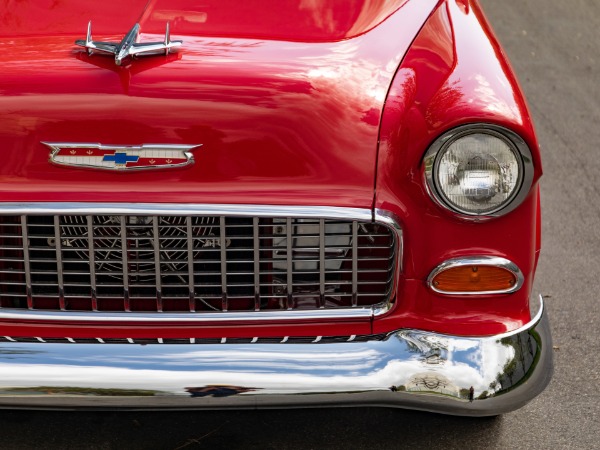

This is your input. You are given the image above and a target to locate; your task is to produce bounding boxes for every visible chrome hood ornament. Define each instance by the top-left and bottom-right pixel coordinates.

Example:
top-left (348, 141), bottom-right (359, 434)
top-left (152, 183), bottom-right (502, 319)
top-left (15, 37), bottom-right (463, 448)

top-left (75, 22), bottom-right (182, 66)
top-left (43, 143), bottom-right (200, 171)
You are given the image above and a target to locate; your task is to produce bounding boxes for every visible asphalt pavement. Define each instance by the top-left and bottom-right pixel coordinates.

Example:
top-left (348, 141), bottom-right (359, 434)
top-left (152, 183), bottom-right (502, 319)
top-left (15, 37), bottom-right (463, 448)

top-left (1, 0), bottom-right (599, 448)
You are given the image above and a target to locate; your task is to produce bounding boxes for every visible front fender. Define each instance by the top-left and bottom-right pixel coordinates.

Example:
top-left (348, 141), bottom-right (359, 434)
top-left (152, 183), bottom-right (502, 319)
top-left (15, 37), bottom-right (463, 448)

top-left (374, 0), bottom-right (542, 336)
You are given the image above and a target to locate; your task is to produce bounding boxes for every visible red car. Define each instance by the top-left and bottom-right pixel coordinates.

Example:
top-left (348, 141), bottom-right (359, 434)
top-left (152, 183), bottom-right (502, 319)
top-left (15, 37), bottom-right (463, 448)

top-left (0, 0), bottom-right (552, 416)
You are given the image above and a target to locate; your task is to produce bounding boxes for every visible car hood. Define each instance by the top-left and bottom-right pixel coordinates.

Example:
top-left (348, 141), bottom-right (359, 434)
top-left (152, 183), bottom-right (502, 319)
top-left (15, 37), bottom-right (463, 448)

top-left (0, 0), bottom-right (437, 207)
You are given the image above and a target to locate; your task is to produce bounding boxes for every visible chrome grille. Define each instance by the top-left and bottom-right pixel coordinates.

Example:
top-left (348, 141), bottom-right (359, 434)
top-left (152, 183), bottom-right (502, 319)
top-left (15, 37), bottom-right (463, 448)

top-left (61, 215), bottom-right (219, 281)
top-left (0, 213), bottom-right (396, 314)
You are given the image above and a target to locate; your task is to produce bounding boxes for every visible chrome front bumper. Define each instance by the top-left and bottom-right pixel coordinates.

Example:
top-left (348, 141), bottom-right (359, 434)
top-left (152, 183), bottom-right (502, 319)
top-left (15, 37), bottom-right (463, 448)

top-left (0, 297), bottom-right (552, 416)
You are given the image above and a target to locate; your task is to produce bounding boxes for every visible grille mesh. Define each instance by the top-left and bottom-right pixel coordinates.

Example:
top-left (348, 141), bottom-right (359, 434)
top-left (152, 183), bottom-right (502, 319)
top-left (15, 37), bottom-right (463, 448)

top-left (0, 214), bottom-right (396, 314)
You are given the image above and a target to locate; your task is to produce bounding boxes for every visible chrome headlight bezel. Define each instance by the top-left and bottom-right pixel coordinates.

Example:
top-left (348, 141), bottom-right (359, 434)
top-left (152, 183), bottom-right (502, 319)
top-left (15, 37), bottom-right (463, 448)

top-left (423, 124), bottom-right (534, 218)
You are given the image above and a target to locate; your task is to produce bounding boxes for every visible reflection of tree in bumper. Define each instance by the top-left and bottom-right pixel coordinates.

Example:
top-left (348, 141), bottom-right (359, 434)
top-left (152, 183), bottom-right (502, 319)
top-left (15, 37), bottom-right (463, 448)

top-left (0, 386), bottom-right (160, 397)
top-left (185, 385), bottom-right (258, 398)
top-left (495, 330), bottom-right (542, 395)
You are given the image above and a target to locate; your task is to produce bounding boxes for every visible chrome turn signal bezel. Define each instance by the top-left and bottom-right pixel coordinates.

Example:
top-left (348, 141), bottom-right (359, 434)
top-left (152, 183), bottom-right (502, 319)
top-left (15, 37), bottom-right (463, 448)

top-left (423, 124), bottom-right (534, 219)
top-left (427, 256), bottom-right (524, 295)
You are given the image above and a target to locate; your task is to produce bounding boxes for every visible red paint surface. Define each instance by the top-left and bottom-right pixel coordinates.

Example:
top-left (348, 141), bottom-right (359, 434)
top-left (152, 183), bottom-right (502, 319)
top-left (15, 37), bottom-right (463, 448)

top-left (373, 0), bottom-right (542, 336)
top-left (0, 319), bottom-right (372, 340)
top-left (0, 0), bottom-right (410, 42)
top-left (0, 0), bottom-right (436, 208)
top-left (0, 0), bottom-right (543, 338)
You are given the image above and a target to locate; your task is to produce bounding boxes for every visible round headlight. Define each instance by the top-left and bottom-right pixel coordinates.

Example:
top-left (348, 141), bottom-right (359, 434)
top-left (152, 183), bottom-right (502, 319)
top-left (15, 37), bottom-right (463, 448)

top-left (424, 125), bottom-right (533, 217)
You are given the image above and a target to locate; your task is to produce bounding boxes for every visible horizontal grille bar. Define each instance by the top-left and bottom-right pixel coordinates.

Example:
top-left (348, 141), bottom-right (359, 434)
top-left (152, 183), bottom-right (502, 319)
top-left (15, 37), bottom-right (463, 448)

top-left (0, 212), bottom-right (397, 315)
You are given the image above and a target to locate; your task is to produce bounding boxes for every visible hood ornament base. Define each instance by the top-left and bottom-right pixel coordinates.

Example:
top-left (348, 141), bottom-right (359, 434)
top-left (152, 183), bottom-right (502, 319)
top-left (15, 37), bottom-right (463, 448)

top-left (75, 22), bottom-right (182, 66)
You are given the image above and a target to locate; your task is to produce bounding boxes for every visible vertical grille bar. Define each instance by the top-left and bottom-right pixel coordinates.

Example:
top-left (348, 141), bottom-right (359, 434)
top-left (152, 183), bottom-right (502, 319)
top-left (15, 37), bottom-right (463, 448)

top-left (319, 218), bottom-right (325, 308)
top-left (286, 217), bottom-right (293, 310)
top-left (352, 220), bottom-right (358, 307)
top-left (152, 216), bottom-right (162, 312)
top-left (86, 215), bottom-right (97, 311)
top-left (20, 215), bottom-right (33, 310)
top-left (120, 216), bottom-right (130, 312)
top-left (186, 217), bottom-right (195, 312)
top-left (219, 216), bottom-right (228, 312)
top-left (54, 216), bottom-right (65, 311)
top-left (253, 217), bottom-right (260, 311)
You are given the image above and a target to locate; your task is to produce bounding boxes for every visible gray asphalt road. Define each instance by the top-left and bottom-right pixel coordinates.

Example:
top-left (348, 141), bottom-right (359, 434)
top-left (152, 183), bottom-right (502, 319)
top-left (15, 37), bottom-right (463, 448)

top-left (1, 1), bottom-right (599, 448)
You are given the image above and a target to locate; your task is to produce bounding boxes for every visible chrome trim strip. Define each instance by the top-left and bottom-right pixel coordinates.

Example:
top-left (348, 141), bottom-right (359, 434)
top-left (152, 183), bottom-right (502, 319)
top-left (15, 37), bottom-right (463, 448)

top-left (120, 216), bottom-right (130, 312)
top-left (219, 217), bottom-right (228, 312)
top-left (87, 215), bottom-right (98, 311)
top-left (20, 215), bottom-right (33, 310)
top-left (351, 220), bottom-right (358, 307)
top-left (286, 217), bottom-right (293, 310)
top-left (0, 298), bottom-right (552, 416)
top-left (422, 124), bottom-right (535, 220)
top-left (152, 216), bottom-right (162, 312)
top-left (374, 209), bottom-right (403, 272)
top-left (0, 307), bottom-right (375, 323)
top-left (0, 203), bottom-right (373, 221)
top-left (426, 256), bottom-right (525, 295)
top-left (253, 217), bottom-right (261, 312)
top-left (186, 217), bottom-right (195, 312)
top-left (373, 209), bottom-right (403, 316)
top-left (494, 294), bottom-right (544, 339)
top-left (53, 216), bottom-right (66, 311)
top-left (319, 219), bottom-right (325, 308)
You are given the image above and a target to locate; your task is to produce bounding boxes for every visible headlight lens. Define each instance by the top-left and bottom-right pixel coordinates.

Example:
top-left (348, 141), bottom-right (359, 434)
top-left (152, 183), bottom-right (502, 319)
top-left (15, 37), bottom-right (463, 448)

top-left (424, 125), bottom-right (533, 217)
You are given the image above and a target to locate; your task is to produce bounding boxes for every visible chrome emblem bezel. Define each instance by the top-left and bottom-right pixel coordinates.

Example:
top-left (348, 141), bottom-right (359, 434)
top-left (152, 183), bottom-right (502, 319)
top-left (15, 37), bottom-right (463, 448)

top-left (43, 143), bottom-right (200, 171)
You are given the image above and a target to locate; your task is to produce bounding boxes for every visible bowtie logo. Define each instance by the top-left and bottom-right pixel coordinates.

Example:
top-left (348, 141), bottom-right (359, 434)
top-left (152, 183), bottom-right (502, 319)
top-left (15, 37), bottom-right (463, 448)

top-left (42, 143), bottom-right (201, 171)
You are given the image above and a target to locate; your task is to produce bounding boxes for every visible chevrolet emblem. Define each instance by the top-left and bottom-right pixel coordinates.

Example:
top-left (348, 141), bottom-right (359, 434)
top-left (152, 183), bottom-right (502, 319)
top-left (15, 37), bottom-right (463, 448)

top-left (43, 143), bottom-right (200, 171)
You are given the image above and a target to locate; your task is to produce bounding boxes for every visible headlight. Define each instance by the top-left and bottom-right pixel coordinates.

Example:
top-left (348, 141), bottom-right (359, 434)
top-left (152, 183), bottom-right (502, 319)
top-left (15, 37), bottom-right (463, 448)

top-left (423, 124), bottom-right (534, 217)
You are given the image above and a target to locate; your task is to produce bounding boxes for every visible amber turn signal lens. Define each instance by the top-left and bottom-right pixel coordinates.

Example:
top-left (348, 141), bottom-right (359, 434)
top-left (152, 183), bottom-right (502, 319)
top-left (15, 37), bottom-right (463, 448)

top-left (430, 265), bottom-right (517, 294)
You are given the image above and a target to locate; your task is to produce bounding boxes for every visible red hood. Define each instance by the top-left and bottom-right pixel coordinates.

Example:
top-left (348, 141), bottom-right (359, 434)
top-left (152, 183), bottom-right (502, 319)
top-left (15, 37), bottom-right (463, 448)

top-left (0, 0), bottom-right (437, 207)
top-left (5, 0), bottom-right (411, 42)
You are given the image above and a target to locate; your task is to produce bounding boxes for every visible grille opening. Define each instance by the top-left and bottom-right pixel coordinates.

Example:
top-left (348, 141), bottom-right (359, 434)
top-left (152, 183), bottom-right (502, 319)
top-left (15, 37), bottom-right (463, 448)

top-left (0, 214), bottom-right (396, 314)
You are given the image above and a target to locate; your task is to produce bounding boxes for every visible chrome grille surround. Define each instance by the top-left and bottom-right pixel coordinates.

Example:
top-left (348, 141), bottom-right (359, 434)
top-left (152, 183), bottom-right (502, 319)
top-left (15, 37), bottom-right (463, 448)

top-left (0, 203), bottom-right (401, 322)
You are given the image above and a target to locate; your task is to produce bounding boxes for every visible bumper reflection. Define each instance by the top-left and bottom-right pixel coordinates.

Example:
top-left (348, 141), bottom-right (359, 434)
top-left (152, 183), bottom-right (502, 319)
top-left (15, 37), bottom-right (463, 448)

top-left (0, 299), bottom-right (552, 416)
